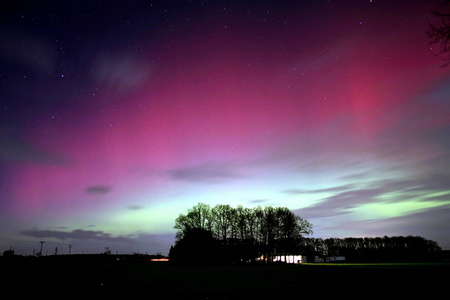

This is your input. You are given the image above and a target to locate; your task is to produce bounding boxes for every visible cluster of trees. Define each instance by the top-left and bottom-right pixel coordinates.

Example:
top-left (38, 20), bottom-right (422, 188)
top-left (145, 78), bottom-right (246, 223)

top-left (169, 203), bottom-right (313, 264)
top-left (300, 236), bottom-right (442, 262)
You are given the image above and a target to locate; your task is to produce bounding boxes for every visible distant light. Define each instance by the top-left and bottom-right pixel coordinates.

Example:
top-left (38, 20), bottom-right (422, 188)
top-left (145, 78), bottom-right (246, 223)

top-left (151, 258), bottom-right (169, 262)
top-left (61, 74), bottom-right (64, 77)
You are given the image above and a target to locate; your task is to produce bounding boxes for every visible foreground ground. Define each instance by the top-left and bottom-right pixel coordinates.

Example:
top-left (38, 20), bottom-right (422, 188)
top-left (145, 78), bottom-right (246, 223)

top-left (2, 257), bottom-right (448, 299)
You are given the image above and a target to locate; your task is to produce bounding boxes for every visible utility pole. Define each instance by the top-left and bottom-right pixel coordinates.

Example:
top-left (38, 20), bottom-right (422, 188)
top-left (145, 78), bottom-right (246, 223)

top-left (39, 241), bottom-right (45, 256)
top-left (68, 244), bottom-right (72, 255)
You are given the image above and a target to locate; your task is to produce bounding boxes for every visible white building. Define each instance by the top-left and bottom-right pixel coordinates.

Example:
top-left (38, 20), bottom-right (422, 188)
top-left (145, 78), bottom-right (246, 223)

top-left (273, 255), bottom-right (305, 264)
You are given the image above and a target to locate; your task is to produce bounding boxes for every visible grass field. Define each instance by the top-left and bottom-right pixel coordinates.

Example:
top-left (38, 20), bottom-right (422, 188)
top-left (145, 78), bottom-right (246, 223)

top-left (2, 258), bottom-right (448, 299)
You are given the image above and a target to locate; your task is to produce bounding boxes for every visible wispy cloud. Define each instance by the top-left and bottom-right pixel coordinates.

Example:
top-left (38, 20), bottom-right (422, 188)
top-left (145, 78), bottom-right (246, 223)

top-left (282, 184), bottom-right (355, 195)
top-left (295, 188), bottom-right (381, 219)
top-left (294, 177), bottom-right (450, 221)
top-left (93, 53), bottom-right (152, 91)
top-left (167, 161), bottom-right (242, 183)
top-left (248, 199), bottom-right (267, 204)
top-left (85, 185), bottom-right (112, 195)
top-left (127, 204), bottom-right (144, 210)
top-left (0, 130), bottom-right (69, 165)
top-left (20, 228), bottom-right (134, 243)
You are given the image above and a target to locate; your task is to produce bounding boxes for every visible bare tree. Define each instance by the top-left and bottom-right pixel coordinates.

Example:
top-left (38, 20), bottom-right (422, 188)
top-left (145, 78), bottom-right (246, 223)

top-left (428, 0), bottom-right (450, 66)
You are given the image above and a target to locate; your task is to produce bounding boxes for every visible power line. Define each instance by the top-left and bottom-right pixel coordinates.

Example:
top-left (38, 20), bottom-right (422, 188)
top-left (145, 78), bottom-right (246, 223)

top-left (0, 235), bottom-right (76, 255)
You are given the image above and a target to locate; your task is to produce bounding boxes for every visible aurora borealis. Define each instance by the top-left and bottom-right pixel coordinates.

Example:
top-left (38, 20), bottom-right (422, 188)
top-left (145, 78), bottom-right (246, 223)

top-left (1, 0), bottom-right (449, 255)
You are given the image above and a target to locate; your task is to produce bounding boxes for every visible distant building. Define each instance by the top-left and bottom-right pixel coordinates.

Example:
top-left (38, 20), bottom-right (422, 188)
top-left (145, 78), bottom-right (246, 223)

top-left (312, 256), bottom-right (324, 263)
top-left (273, 255), bottom-right (305, 264)
top-left (309, 256), bottom-right (346, 263)
top-left (325, 256), bottom-right (345, 262)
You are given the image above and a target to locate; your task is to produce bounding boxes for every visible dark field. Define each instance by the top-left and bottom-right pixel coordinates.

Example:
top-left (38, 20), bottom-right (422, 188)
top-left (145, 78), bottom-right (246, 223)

top-left (2, 257), bottom-right (448, 299)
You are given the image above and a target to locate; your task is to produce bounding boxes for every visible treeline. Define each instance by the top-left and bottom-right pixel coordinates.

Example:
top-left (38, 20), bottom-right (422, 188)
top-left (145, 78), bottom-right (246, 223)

top-left (169, 203), bottom-right (313, 264)
top-left (169, 203), bottom-right (443, 264)
top-left (300, 236), bottom-right (442, 262)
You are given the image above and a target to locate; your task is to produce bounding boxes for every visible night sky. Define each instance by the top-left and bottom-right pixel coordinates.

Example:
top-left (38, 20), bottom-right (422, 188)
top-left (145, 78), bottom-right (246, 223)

top-left (1, 0), bottom-right (449, 255)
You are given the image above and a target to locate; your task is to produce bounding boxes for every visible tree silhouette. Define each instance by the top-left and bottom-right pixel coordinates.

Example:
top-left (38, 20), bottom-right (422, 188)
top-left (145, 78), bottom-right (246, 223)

top-left (171, 203), bottom-right (313, 264)
top-left (428, 0), bottom-right (450, 66)
top-left (174, 202), bottom-right (212, 241)
top-left (169, 227), bottom-right (220, 265)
